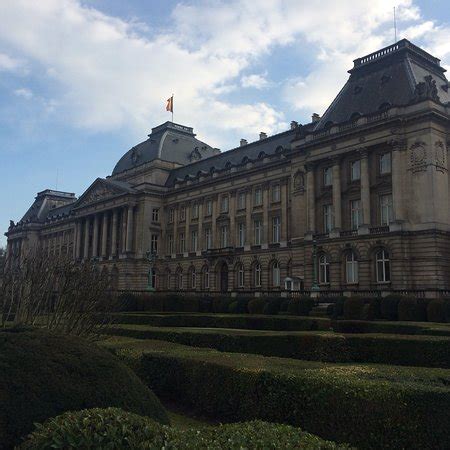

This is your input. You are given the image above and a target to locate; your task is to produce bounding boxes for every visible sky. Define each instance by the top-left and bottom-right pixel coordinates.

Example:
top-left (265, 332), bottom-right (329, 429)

top-left (1, 0), bottom-right (450, 247)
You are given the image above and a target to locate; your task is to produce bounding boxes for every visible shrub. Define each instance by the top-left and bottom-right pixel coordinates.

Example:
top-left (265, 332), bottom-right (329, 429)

top-left (199, 295), bottom-right (214, 313)
top-left (212, 296), bottom-right (233, 313)
top-left (427, 300), bottom-right (446, 323)
top-left (117, 292), bottom-right (139, 311)
top-left (114, 340), bottom-right (450, 450)
top-left (331, 296), bottom-right (346, 319)
top-left (398, 297), bottom-right (427, 322)
top-left (21, 408), bottom-right (347, 450)
top-left (248, 298), bottom-right (266, 314)
top-left (0, 328), bottom-right (168, 450)
top-left (381, 295), bottom-right (402, 321)
top-left (263, 297), bottom-right (282, 315)
top-left (287, 296), bottom-right (314, 316)
top-left (343, 297), bottom-right (365, 320)
top-left (362, 297), bottom-right (381, 320)
top-left (235, 296), bottom-right (251, 314)
top-left (228, 301), bottom-right (238, 313)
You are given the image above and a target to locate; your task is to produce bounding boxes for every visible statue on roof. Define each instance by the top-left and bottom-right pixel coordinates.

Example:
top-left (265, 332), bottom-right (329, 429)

top-left (413, 75), bottom-right (440, 103)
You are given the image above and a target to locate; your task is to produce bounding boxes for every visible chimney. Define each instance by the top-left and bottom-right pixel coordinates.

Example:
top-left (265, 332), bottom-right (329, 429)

top-left (312, 113), bottom-right (321, 123)
top-left (290, 121), bottom-right (298, 130)
top-left (259, 132), bottom-right (268, 140)
top-left (240, 139), bottom-right (248, 147)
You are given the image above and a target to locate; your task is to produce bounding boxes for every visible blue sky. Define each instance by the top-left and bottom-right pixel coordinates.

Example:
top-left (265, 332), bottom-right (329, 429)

top-left (1, 0), bottom-right (450, 246)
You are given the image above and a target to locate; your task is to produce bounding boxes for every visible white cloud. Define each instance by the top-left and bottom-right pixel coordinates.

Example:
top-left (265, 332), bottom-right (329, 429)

top-left (0, 0), bottom-right (446, 148)
top-left (14, 88), bottom-right (33, 99)
top-left (0, 53), bottom-right (25, 72)
top-left (241, 73), bottom-right (270, 89)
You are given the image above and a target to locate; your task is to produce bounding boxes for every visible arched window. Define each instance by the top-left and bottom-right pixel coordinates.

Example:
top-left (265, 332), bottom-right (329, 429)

top-left (346, 251), bottom-right (358, 284)
top-left (236, 263), bottom-right (245, 288)
top-left (318, 254), bottom-right (330, 284)
top-left (202, 265), bottom-right (210, 290)
top-left (176, 269), bottom-right (183, 290)
top-left (376, 249), bottom-right (390, 283)
top-left (189, 267), bottom-right (196, 289)
top-left (272, 261), bottom-right (281, 287)
top-left (254, 263), bottom-right (262, 288)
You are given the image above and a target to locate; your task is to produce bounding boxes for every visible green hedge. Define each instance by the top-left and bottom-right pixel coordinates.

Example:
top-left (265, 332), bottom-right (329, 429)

top-left (21, 407), bottom-right (348, 449)
top-left (108, 338), bottom-right (450, 450)
top-left (108, 325), bottom-right (450, 368)
top-left (0, 328), bottom-right (168, 450)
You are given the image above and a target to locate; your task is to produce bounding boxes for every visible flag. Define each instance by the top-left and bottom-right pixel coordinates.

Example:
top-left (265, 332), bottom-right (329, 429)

top-left (166, 95), bottom-right (173, 113)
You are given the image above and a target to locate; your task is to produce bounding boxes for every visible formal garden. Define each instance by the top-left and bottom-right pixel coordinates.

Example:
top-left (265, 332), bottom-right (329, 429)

top-left (1, 253), bottom-right (450, 448)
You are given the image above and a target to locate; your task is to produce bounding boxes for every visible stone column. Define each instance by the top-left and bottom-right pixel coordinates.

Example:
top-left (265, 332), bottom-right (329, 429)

top-left (230, 191), bottom-right (236, 247)
top-left (212, 195), bottom-right (218, 248)
top-left (185, 201), bottom-right (190, 253)
top-left (332, 158), bottom-right (342, 233)
top-left (74, 221), bottom-right (81, 259)
top-left (262, 183), bottom-right (269, 247)
top-left (197, 201), bottom-right (203, 254)
top-left (172, 206), bottom-right (178, 255)
top-left (92, 214), bottom-right (100, 258)
top-left (245, 189), bottom-right (252, 250)
top-left (83, 217), bottom-right (90, 259)
top-left (121, 208), bottom-right (128, 254)
top-left (305, 164), bottom-right (316, 235)
top-left (391, 139), bottom-right (407, 223)
top-left (111, 209), bottom-right (118, 258)
top-left (281, 179), bottom-right (288, 245)
top-left (125, 205), bottom-right (134, 253)
top-left (359, 148), bottom-right (371, 226)
top-left (101, 212), bottom-right (108, 258)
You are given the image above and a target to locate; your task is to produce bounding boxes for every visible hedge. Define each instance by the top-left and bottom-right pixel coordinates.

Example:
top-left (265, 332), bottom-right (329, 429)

top-left (0, 328), bottom-right (168, 450)
top-left (21, 408), bottom-right (349, 449)
top-left (107, 338), bottom-right (450, 450)
top-left (107, 324), bottom-right (450, 368)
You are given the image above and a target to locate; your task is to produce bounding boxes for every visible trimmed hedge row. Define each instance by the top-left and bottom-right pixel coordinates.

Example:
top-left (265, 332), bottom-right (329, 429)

top-left (118, 293), bottom-right (315, 316)
top-left (21, 408), bottom-right (349, 450)
top-left (108, 325), bottom-right (450, 368)
top-left (109, 338), bottom-right (450, 450)
top-left (114, 313), bottom-right (331, 332)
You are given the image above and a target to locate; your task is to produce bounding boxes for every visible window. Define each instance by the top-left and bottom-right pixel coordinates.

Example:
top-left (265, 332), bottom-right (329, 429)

top-left (191, 230), bottom-right (198, 252)
top-left (323, 204), bottom-right (333, 233)
top-left (350, 199), bottom-right (362, 230)
top-left (272, 261), bottom-right (280, 287)
top-left (350, 160), bottom-right (361, 181)
top-left (152, 208), bottom-right (159, 222)
top-left (202, 266), bottom-right (210, 289)
top-left (220, 195), bottom-right (229, 213)
top-left (205, 228), bottom-right (212, 250)
top-left (180, 206), bottom-right (186, 221)
top-left (272, 216), bottom-right (281, 243)
top-left (238, 223), bottom-right (246, 247)
top-left (238, 192), bottom-right (246, 210)
top-left (150, 269), bottom-right (157, 290)
top-left (169, 208), bottom-right (174, 223)
top-left (318, 254), bottom-right (330, 284)
top-left (380, 194), bottom-right (393, 225)
top-left (376, 249), bottom-right (390, 283)
top-left (191, 202), bottom-right (199, 219)
top-left (380, 152), bottom-right (391, 175)
top-left (167, 234), bottom-right (174, 254)
top-left (254, 187), bottom-right (262, 206)
top-left (323, 167), bottom-right (332, 186)
top-left (205, 199), bottom-right (212, 216)
top-left (150, 234), bottom-right (158, 254)
top-left (179, 232), bottom-right (185, 253)
top-left (254, 219), bottom-right (262, 245)
top-left (220, 225), bottom-right (229, 248)
top-left (346, 252), bottom-right (358, 284)
top-left (177, 271), bottom-right (183, 290)
top-left (237, 264), bottom-right (245, 288)
top-left (190, 269), bottom-right (196, 289)
top-left (254, 263), bottom-right (262, 287)
top-left (271, 184), bottom-right (281, 202)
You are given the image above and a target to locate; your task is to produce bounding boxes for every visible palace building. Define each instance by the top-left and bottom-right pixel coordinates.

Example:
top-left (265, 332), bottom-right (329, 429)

top-left (5, 39), bottom-right (450, 295)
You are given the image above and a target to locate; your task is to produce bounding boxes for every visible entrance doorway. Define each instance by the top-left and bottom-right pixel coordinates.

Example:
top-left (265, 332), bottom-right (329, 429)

top-left (219, 262), bottom-right (228, 293)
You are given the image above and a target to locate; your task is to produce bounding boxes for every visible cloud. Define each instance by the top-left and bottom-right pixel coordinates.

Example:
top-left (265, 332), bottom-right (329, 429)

top-left (0, 0), bottom-right (445, 149)
top-left (14, 88), bottom-right (33, 99)
top-left (0, 53), bottom-right (26, 72)
top-left (241, 73), bottom-right (270, 89)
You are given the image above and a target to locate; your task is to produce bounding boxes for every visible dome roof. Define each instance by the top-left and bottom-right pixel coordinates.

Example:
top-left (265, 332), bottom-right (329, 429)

top-left (112, 121), bottom-right (220, 175)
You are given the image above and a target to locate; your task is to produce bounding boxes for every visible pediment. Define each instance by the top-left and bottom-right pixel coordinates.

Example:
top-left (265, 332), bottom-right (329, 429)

top-left (76, 179), bottom-right (126, 208)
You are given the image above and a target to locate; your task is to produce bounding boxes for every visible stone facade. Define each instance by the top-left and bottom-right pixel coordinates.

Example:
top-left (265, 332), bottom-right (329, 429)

top-left (5, 40), bottom-right (450, 295)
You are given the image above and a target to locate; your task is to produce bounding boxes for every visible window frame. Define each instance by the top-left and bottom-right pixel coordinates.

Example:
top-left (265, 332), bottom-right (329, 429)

top-left (379, 152), bottom-right (392, 175)
top-left (380, 194), bottom-right (393, 225)
top-left (376, 249), bottom-right (391, 283)
top-left (152, 208), bottom-right (160, 222)
top-left (350, 199), bottom-right (362, 230)
top-left (272, 216), bottom-right (281, 243)
top-left (254, 263), bottom-right (262, 288)
top-left (271, 184), bottom-right (281, 203)
top-left (350, 160), bottom-right (361, 181)
top-left (272, 261), bottom-right (280, 287)
top-left (238, 222), bottom-right (246, 247)
top-left (345, 251), bottom-right (359, 284)
top-left (323, 167), bottom-right (333, 187)
top-left (254, 187), bottom-right (263, 206)
top-left (318, 254), bottom-right (330, 284)
top-left (254, 219), bottom-right (262, 245)
top-left (323, 204), bottom-right (333, 233)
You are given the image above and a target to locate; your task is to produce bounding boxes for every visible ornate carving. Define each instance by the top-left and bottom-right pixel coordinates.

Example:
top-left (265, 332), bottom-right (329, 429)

top-left (389, 138), bottom-right (407, 152)
top-left (79, 183), bottom-right (122, 206)
top-left (435, 140), bottom-right (447, 172)
top-left (189, 147), bottom-right (202, 162)
top-left (130, 148), bottom-right (141, 165)
top-left (410, 140), bottom-right (427, 172)
top-left (293, 170), bottom-right (305, 193)
top-left (413, 75), bottom-right (440, 102)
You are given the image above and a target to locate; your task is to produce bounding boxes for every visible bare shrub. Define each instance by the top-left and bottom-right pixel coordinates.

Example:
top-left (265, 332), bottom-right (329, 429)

top-left (0, 248), bottom-right (118, 339)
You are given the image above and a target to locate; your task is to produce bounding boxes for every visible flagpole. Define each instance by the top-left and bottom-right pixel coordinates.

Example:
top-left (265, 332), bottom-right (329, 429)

top-left (172, 94), bottom-right (174, 123)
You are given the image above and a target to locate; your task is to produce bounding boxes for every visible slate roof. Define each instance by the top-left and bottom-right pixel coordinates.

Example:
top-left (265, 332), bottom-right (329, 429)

top-left (315, 39), bottom-right (450, 130)
top-left (112, 121), bottom-right (220, 175)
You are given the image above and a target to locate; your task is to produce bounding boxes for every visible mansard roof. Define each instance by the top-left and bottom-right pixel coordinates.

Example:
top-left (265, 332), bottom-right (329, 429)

top-left (112, 121), bottom-right (220, 175)
top-left (164, 126), bottom-right (303, 187)
top-left (315, 39), bottom-right (450, 130)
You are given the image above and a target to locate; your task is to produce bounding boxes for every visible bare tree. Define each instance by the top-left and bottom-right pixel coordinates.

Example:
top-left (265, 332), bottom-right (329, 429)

top-left (0, 248), bottom-right (119, 339)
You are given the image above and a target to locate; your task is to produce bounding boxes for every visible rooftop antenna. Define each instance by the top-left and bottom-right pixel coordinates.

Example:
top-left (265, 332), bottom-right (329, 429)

top-left (393, 6), bottom-right (397, 43)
